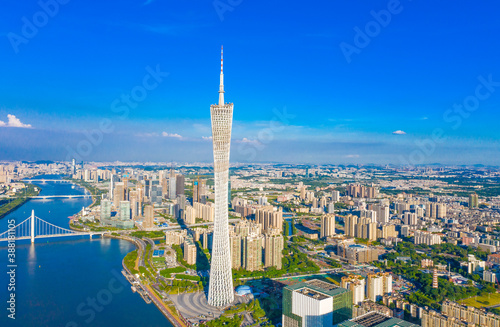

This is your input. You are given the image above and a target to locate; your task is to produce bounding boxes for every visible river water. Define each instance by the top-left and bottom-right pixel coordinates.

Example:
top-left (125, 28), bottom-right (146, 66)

top-left (0, 175), bottom-right (171, 327)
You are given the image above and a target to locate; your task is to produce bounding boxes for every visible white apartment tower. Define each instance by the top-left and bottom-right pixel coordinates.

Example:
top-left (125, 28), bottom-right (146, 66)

top-left (207, 46), bottom-right (235, 307)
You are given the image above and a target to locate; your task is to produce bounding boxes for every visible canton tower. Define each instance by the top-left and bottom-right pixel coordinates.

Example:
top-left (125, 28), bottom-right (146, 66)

top-left (207, 46), bottom-right (234, 307)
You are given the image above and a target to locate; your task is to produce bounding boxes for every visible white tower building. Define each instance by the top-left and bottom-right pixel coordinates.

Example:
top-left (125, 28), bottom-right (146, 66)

top-left (207, 46), bottom-right (235, 307)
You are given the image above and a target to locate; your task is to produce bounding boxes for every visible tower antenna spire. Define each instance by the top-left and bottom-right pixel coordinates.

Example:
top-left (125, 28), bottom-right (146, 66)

top-left (219, 45), bottom-right (224, 105)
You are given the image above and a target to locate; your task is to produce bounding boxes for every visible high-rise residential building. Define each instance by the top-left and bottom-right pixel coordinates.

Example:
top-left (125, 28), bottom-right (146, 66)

top-left (193, 202), bottom-right (215, 222)
top-left (367, 273), bottom-right (392, 302)
top-left (469, 193), bottom-right (479, 209)
top-left (255, 207), bottom-right (283, 233)
top-left (119, 201), bottom-right (131, 221)
top-left (414, 230), bottom-right (442, 245)
top-left (431, 300), bottom-right (500, 327)
top-left (100, 199), bottom-right (111, 220)
top-left (328, 202), bottom-right (336, 214)
top-left (332, 190), bottom-right (340, 202)
top-left (242, 233), bottom-right (263, 271)
top-left (404, 212), bottom-right (418, 226)
top-left (183, 205), bottom-right (196, 224)
top-left (373, 203), bottom-right (389, 224)
top-left (282, 279), bottom-right (352, 327)
top-left (380, 224), bottom-right (397, 239)
top-left (429, 203), bottom-right (447, 218)
top-left (341, 275), bottom-right (366, 305)
top-left (144, 205), bottom-right (154, 229)
top-left (71, 158), bottom-right (76, 175)
top-left (229, 232), bottom-right (241, 269)
top-left (233, 218), bottom-right (261, 237)
top-left (207, 46), bottom-right (234, 307)
top-left (165, 229), bottom-right (187, 246)
top-left (483, 270), bottom-right (497, 283)
top-left (183, 237), bottom-right (197, 265)
top-left (264, 232), bottom-right (283, 270)
top-left (320, 213), bottom-right (336, 238)
top-left (347, 184), bottom-right (378, 198)
top-left (300, 186), bottom-right (306, 200)
top-left (344, 214), bottom-right (359, 237)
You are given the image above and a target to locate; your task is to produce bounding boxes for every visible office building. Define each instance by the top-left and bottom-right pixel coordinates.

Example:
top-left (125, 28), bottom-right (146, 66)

top-left (176, 174), bottom-right (185, 196)
top-left (339, 312), bottom-right (420, 327)
top-left (100, 199), bottom-right (111, 220)
top-left (282, 279), bottom-right (352, 326)
top-left (119, 201), bottom-right (130, 221)
top-left (113, 182), bottom-right (125, 208)
top-left (193, 178), bottom-right (206, 203)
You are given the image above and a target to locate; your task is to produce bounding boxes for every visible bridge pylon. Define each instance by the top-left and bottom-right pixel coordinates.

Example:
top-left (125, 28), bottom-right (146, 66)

top-left (31, 210), bottom-right (35, 243)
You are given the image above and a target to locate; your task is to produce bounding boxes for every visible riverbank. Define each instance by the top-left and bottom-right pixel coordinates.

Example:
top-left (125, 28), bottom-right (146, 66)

top-left (63, 177), bottom-right (104, 208)
top-left (0, 183), bottom-right (41, 219)
top-left (115, 233), bottom-right (188, 327)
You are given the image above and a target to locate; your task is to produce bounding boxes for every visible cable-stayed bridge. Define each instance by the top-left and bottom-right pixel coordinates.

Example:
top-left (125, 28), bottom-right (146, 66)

top-left (0, 210), bottom-right (106, 243)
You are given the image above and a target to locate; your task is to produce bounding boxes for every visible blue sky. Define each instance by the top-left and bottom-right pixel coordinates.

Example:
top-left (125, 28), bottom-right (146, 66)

top-left (0, 0), bottom-right (499, 165)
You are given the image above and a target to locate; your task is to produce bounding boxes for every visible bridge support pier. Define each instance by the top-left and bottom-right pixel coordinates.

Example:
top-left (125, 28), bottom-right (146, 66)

top-left (30, 210), bottom-right (35, 244)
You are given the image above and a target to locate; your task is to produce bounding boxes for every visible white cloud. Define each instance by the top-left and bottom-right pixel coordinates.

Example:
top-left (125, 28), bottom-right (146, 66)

top-left (392, 130), bottom-right (407, 135)
top-left (0, 114), bottom-right (32, 128)
top-left (135, 132), bottom-right (159, 137)
top-left (345, 154), bottom-right (360, 158)
top-left (202, 136), bottom-right (212, 141)
top-left (237, 138), bottom-right (261, 145)
top-left (162, 131), bottom-right (182, 139)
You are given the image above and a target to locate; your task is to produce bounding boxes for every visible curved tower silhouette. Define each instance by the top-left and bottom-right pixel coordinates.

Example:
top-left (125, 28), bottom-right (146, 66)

top-left (207, 46), bottom-right (234, 307)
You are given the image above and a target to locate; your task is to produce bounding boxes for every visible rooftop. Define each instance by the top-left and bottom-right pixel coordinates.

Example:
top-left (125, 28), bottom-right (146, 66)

top-left (285, 279), bottom-right (348, 298)
top-left (338, 312), bottom-right (421, 327)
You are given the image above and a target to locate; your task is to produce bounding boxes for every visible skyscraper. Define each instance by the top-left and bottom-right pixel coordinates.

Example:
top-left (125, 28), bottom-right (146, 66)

top-left (207, 46), bottom-right (234, 307)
